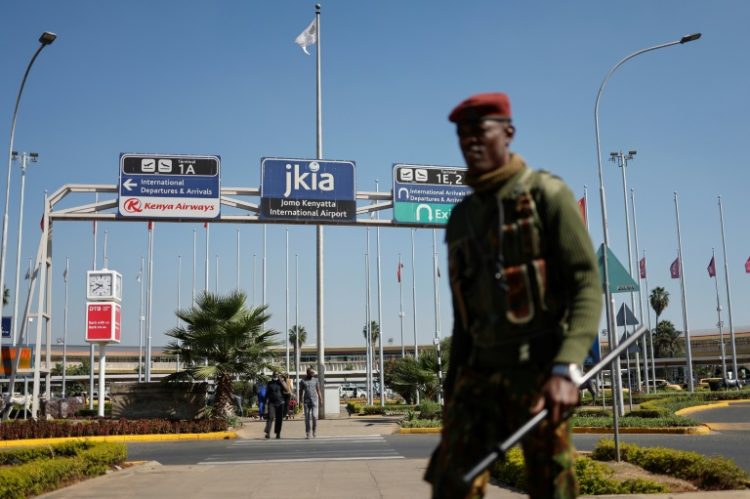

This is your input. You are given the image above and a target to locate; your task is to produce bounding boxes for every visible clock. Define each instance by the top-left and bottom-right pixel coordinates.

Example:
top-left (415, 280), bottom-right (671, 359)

top-left (87, 269), bottom-right (123, 302)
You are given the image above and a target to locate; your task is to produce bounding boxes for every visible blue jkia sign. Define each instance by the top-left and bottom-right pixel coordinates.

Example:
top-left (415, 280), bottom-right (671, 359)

top-left (1, 316), bottom-right (11, 339)
top-left (260, 158), bottom-right (356, 222)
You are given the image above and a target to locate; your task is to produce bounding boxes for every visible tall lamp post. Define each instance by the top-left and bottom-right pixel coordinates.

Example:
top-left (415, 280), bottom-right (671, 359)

top-left (1, 32), bottom-right (57, 343)
top-left (594, 32), bottom-right (701, 457)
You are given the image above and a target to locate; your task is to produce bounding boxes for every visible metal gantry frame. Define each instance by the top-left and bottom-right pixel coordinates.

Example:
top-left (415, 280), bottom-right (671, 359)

top-left (8, 182), bottom-right (441, 419)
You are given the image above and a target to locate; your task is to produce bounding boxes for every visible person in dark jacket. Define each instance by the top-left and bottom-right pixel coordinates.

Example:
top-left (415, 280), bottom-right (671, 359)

top-left (264, 373), bottom-right (290, 439)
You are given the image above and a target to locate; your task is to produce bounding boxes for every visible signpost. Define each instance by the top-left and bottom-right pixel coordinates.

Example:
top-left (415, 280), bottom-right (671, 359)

top-left (392, 164), bottom-right (470, 225)
top-left (118, 153), bottom-right (220, 219)
top-left (260, 157), bottom-right (356, 223)
top-left (1, 316), bottom-right (10, 339)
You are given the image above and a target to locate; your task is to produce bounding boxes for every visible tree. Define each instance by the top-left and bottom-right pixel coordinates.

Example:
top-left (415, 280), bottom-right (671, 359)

top-left (362, 320), bottom-right (380, 370)
top-left (384, 338), bottom-right (450, 403)
top-left (649, 287), bottom-right (670, 326)
top-left (163, 291), bottom-right (278, 419)
top-left (652, 320), bottom-right (683, 358)
top-left (289, 324), bottom-right (307, 376)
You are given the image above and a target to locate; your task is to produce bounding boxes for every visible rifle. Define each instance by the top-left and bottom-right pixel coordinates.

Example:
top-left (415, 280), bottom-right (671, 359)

top-left (462, 324), bottom-right (647, 485)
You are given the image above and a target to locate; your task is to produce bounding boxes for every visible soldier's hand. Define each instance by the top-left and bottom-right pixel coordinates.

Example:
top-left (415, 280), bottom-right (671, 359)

top-left (531, 375), bottom-right (580, 427)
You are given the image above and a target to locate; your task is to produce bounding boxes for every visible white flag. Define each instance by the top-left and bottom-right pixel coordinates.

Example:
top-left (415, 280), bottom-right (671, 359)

top-left (295, 18), bottom-right (317, 55)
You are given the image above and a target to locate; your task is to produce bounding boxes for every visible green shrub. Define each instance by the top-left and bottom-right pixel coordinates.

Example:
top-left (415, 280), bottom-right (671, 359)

top-left (592, 439), bottom-right (750, 490)
top-left (0, 440), bottom-right (91, 466)
top-left (400, 419), bottom-right (442, 428)
top-left (361, 405), bottom-right (386, 415)
top-left (417, 400), bottom-right (442, 420)
top-left (624, 409), bottom-right (666, 418)
top-left (0, 418), bottom-right (229, 440)
top-left (492, 448), bottom-right (667, 494)
top-left (574, 408), bottom-right (610, 418)
top-left (0, 441), bottom-right (126, 498)
top-left (345, 401), bottom-right (363, 416)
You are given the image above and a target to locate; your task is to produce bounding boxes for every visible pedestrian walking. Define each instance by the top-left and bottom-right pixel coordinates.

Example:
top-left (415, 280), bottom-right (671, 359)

top-left (425, 92), bottom-right (601, 498)
top-left (264, 373), bottom-right (290, 439)
top-left (299, 367), bottom-right (322, 439)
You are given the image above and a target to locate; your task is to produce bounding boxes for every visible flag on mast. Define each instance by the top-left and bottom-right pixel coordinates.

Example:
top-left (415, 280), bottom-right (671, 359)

top-left (745, 256), bottom-right (750, 273)
top-left (397, 262), bottom-right (404, 283)
top-left (639, 256), bottom-right (646, 279)
top-left (577, 196), bottom-right (586, 225)
top-left (295, 18), bottom-right (317, 55)
top-left (707, 256), bottom-right (716, 278)
top-left (670, 257), bottom-right (680, 279)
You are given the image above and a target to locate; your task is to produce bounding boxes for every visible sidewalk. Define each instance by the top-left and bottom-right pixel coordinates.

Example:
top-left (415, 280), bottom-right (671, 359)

top-left (38, 414), bottom-right (750, 499)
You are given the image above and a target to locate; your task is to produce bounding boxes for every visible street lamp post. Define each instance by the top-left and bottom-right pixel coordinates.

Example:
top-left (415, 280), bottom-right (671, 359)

top-left (594, 32), bottom-right (701, 458)
top-left (1, 33), bottom-right (56, 346)
top-left (10, 152), bottom-right (38, 348)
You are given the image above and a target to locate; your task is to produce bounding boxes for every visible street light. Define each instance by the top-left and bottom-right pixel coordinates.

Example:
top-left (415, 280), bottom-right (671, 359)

top-left (1, 32), bottom-right (57, 349)
top-left (594, 32), bottom-right (701, 456)
top-left (10, 152), bottom-right (38, 349)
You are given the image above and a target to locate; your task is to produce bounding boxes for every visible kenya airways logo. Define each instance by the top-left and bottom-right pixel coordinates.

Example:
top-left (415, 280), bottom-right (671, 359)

top-left (123, 198), bottom-right (143, 213)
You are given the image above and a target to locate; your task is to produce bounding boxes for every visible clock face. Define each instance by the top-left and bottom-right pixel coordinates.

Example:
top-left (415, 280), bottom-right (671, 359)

top-left (89, 274), bottom-right (113, 297)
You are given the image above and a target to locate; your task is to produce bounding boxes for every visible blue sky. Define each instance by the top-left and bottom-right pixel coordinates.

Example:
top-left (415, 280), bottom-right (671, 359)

top-left (1, 1), bottom-right (748, 354)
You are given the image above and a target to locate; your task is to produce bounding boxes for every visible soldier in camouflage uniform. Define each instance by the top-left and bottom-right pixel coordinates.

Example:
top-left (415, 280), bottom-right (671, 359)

top-left (425, 93), bottom-right (601, 499)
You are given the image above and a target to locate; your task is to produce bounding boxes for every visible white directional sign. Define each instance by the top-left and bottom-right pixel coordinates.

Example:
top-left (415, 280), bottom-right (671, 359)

top-left (392, 164), bottom-right (471, 225)
top-left (118, 153), bottom-right (221, 219)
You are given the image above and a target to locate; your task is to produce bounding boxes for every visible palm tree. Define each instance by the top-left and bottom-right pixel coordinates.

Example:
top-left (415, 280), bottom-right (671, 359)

top-left (163, 291), bottom-right (278, 419)
top-left (384, 338), bottom-right (450, 403)
top-left (362, 320), bottom-right (380, 370)
top-left (652, 320), bottom-right (683, 358)
top-left (289, 325), bottom-right (307, 376)
top-left (649, 287), bottom-right (670, 326)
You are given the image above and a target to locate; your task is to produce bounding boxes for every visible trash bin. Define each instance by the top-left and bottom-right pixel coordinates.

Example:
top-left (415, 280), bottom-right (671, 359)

top-left (324, 383), bottom-right (341, 417)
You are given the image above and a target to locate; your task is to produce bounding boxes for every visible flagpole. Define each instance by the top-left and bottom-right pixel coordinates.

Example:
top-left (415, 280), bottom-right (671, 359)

top-left (252, 253), bottom-right (256, 306)
top-left (62, 257), bottom-right (69, 398)
top-left (192, 229), bottom-right (196, 304)
top-left (146, 222), bottom-right (155, 383)
top-left (411, 228), bottom-right (420, 405)
top-left (433, 229), bottom-right (443, 404)
top-left (103, 230), bottom-right (109, 268)
top-left (295, 253), bottom-right (300, 401)
top-left (236, 229), bottom-right (241, 291)
top-left (215, 254), bottom-right (219, 293)
top-left (364, 235), bottom-right (372, 405)
top-left (138, 256), bottom-right (144, 382)
top-left (583, 185), bottom-right (590, 231)
top-left (674, 192), bottom-right (694, 392)
top-left (313, 3), bottom-right (327, 416)
top-left (718, 195), bottom-right (738, 381)
top-left (89, 194), bottom-right (98, 410)
top-left (204, 223), bottom-right (209, 293)
top-left (262, 225), bottom-right (267, 304)
top-left (375, 180), bottom-right (385, 407)
top-left (710, 248), bottom-right (728, 380)
top-left (285, 228), bottom-right (290, 374)
top-left (398, 253), bottom-right (405, 358)
top-left (630, 188), bottom-right (649, 393)
top-left (643, 249), bottom-right (656, 386)
top-left (176, 255), bottom-right (181, 372)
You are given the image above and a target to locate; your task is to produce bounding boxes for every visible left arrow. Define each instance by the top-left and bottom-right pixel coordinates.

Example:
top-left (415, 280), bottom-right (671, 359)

top-left (122, 178), bottom-right (137, 191)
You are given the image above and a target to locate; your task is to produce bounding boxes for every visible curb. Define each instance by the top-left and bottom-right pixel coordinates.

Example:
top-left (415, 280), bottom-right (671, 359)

top-left (675, 399), bottom-right (750, 417)
top-left (0, 431), bottom-right (237, 448)
top-left (398, 425), bottom-right (711, 435)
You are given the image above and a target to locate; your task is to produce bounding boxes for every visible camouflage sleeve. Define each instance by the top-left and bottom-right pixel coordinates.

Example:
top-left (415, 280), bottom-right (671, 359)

top-left (542, 179), bottom-right (601, 365)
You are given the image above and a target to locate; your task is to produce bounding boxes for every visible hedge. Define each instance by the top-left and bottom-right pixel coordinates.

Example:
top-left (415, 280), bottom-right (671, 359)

top-left (0, 418), bottom-right (229, 440)
top-left (0, 441), bottom-right (126, 498)
top-left (592, 439), bottom-right (750, 490)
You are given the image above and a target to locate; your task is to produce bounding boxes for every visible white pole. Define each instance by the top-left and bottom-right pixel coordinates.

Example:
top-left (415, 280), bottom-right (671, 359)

top-left (103, 230), bottom-right (109, 269)
top-left (176, 255), bottom-right (182, 372)
top-left (432, 229), bottom-right (443, 404)
top-left (236, 229), bottom-right (241, 290)
top-left (643, 249), bottom-right (656, 386)
top-left (364, 245), bottom-right (372, 405)
top-left (252, 253), bottom-right (256, 306)
top-left (285, 229), bottom-right (290, 373)
top-left (314, 3), bottom-right (326, 417)
top-left (11, 153), bottom-right (33, 348)
top-left (62, 257), bottom-right (69, 398)
top-left (711, 248), bottom-right (727, 379)
top-left (192, 229), bottom-right (196, 304)
top-left (138, 257), bottom-right (144, 383)
top-left (375, 180), bottom-right (384, 406)
top-left (263, 226), bottom-right (267, 305)
top-left (215, 254), bottom-right (219, 293)
top-left (630, 189), bottom-right (650, 393)
top-left (398, 253), bottom-right (404, 358)
top-left (204, 223), bottom-right (209, 293)
top-left (146, 222), bottom-right (155, 382)
top-left (411, 228), bottom-right (419, 405)
top-left (89, 193), bottom-right (98, 410)
top-left (674, 192), bottom-right (694, 392)
top-left (295, 254), bottom-right (300, 401)
top-left (718, 196), bottom-right (738, 380)
top-left (98, 344), bottom-right (106, 417)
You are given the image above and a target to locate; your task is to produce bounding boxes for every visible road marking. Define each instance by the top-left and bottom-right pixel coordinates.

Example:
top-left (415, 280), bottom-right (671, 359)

top-left (198, 456), bottom-right (404, 465)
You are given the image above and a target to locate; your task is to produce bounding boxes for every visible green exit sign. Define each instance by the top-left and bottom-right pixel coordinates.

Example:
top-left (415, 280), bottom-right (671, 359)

top-left (393, 202), bottom-right (457, 225)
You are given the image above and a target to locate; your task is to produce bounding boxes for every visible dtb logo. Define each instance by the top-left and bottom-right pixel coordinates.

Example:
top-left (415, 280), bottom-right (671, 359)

top-left (283, 162), bottom-right (334, 198)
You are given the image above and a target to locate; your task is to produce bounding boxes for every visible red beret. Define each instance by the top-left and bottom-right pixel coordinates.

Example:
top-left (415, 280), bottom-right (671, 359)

top-left (448, 92), bottom-right (512, 123)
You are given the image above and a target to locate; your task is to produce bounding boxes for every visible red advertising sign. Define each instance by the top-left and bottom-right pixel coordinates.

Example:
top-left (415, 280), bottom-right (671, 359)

top-left (1, 347), bottom-right (32, 375)
top-left (86, 302), bottom-right (121, 343)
